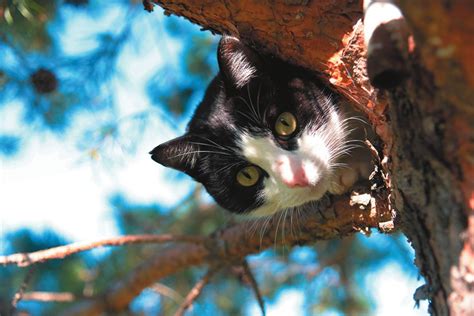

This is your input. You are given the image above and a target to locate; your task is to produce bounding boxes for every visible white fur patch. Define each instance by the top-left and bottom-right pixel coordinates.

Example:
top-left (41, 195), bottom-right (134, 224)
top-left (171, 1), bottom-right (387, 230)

top-left (239, 110), bottom-right (348, 217)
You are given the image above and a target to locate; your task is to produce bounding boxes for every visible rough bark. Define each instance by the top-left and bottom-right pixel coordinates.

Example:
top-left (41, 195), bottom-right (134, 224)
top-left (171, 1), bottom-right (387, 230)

top-left (393, 1), bottom-right (474, 315)
top-left (148, 0), bottom-right (473, 315)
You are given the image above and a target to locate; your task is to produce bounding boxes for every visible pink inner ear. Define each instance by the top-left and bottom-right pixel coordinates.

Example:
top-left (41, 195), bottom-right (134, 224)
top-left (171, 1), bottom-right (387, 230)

top-left (274, 156), bottom-right (310, 188)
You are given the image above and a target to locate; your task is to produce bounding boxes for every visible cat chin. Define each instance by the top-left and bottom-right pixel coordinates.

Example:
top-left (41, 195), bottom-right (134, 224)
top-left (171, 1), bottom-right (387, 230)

top-left (246, 181), bottom-right (330, 218)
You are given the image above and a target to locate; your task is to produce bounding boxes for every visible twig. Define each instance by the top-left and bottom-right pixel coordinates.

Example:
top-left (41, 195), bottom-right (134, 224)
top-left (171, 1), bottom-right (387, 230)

top-left (0, 234), bottom-right (206, 267)
top-left (242, 260), bottom-right (265, 316)
top-left (20, 292), bottom-right (78, 303)
top-left (150, 283), bottom-right (184, 304)
top-left (10, 267), bottom-right (36, 314)
top-left (173, 266), bottom-right (220, 316)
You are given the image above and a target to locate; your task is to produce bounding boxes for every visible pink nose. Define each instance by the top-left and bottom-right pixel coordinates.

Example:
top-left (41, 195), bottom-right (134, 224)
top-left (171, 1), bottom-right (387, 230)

top-left (275, 158), bottom-right (310, 188)
top-left (283, 167), bottom-right (309, 188)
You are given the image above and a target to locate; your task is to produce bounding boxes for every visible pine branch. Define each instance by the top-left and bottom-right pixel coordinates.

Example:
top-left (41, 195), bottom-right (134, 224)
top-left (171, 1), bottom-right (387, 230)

top-left (20, 292), bottom-right (79, 303)
top-left (61, 187), bottom-right (393, 316)
top-left (242, 259), bottom-right (265, 316)
top-left (10, 267), bottom-right (36, 315)
top-left (174, 266), bottom-right (220, 316)
top-left (0, 234), bottom-right (206, 267)
top-left (150, 283), bottom-right (184, 304)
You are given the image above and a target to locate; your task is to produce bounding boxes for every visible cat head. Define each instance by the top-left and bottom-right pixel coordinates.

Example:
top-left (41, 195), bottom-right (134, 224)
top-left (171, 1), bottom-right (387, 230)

top-left (150, 36), bottom-right (349, 216)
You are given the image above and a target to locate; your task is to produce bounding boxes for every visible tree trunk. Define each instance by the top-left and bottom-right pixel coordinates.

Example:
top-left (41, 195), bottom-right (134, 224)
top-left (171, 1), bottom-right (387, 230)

top-left (150, 0), bottom-right (473, 315)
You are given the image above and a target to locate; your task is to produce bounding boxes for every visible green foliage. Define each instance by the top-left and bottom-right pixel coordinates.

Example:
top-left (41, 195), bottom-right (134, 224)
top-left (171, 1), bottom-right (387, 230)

top-left (1, 0), bottom-right (56, 52)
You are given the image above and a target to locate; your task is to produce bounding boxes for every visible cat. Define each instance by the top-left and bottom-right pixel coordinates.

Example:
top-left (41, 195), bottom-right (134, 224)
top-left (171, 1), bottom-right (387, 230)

top-left (150, 36), bottom-right (373, 217)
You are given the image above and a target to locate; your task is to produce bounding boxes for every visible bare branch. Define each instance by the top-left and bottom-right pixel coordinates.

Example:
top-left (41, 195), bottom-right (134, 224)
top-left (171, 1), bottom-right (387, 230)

top-left (174, 266), bottom-right (220, 316)
top-left (21, 292), bottom-right (79, 303)
top-left (150, 283), bottom-right (184, 304)
top-left (242, 260), bottom-right (265, 316)
top-left (0, 234), bottom-right (205, 267)
top-left (10, 267), bottom-right (36, 314)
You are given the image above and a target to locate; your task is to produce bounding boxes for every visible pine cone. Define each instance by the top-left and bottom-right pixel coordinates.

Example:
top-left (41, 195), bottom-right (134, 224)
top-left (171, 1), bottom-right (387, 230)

top-left (30, 68), bottom-right (58, 94)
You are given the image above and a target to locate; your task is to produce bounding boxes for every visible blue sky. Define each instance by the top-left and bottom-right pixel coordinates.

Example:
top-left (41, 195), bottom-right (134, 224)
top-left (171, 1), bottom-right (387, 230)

top-left (0, 2), bottom-right (429, 315)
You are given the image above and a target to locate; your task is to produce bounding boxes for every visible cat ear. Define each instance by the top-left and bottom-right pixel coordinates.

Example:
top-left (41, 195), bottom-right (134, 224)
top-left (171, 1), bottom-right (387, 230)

top-left (150, 134), bottom-right (201, 179)
top-left (218, 36), bottom-right (262, 91)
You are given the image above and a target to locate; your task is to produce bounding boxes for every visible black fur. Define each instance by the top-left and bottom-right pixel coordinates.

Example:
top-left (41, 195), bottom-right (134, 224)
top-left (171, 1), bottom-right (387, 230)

top-left (151, 36), bottom-right (334, 214)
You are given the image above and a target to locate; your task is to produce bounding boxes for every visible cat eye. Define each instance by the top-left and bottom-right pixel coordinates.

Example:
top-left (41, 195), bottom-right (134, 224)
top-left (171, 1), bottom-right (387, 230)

top-left (236, 166), bottom-right (261, 187)
top-left (275, 112), bottom-right (297, 137)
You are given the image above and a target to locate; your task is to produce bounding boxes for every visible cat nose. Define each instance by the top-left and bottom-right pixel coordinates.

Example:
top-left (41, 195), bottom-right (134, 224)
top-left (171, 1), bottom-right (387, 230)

top-left (284, 167), bottom-right (309, 188)
top-left (275, 158), bottom-right (310, 188)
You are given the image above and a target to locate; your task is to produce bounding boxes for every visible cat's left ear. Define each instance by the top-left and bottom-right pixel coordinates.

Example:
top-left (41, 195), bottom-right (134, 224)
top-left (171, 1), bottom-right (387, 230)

top-left (149, 134), bottom-right (202, 180)
top-left (218, 36), bottom-right (262, 91)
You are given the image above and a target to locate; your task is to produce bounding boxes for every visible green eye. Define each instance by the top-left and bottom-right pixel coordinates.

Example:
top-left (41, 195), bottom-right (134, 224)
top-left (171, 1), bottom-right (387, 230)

top-left (236, 166), bottom-right (260, 187)
top-left (275, 112), bottom-right (297, 137)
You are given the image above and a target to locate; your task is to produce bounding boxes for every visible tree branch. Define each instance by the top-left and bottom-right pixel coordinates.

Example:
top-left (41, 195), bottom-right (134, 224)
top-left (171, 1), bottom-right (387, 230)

top-left (61, 187), bottom-right (392, 315)
top-left (0, 234), bottom-right (205, 267)
top-left (20, 292), bottom-right (79, 303)
top-left (10, 267), bottom-right (36, 315)
top-left (174, 266), bottom-right (220, 316)
top-left (242, 259), bottom-right (265, 316)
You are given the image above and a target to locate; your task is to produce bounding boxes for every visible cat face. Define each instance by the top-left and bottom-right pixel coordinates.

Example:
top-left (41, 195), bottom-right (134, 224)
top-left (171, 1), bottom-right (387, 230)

top-left (151, 36), bottom-right (349, 216)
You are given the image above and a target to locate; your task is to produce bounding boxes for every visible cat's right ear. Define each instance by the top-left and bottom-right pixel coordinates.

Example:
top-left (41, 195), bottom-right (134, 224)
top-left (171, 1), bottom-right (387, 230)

top-left (218, 36), bottom-right (262, 92)
top-left (149, 134), bottom-right (201, 180)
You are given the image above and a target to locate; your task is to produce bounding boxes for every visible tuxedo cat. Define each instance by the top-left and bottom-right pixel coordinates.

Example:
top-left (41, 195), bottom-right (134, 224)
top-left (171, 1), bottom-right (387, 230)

top-left (151, 36), bottom-right (372, 217)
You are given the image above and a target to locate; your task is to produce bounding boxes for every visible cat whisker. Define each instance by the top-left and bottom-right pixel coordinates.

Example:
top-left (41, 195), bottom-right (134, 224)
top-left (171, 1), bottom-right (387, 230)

top-left (281, 209), bottom-right (289, 249)
top-left (193, 136), bottom-right (237, 154)
top-left (214, 161), bottom-right (242, 174)
top-left (331, 144), bottom-right (366, 160)
top-left (341, 115), bottom-right (370, 127)
top-left (289, 207), bottom-right (296, 240)
top-left (237, 110), bottom-right (261, 125)
top-left (295, 207), bottom-right (304, 239)
top-left (343, 139), bottom-right (367, 146)
top-left (167, 150), bottom-right (233, 160)
top-left (330, 162), bottom-right (350, 169)
top-left (262, 105), bottom-right (270, 126)
top-left (259, 215), bottom-right (273, 249)
top-left (274, 208), bottom-right (286, 249)
top-left (247, 84), bottom-right (261, 123)
top-left (236, 95), bottom-right (260, 124)
top-left (188, 142), bottom-right (235, 154)
top-left (331, 146), bottom-right (361, 159)
top-left (247, 216), bottom-right (262, 239)
top-left (255, 81), bottom-right (263, 122)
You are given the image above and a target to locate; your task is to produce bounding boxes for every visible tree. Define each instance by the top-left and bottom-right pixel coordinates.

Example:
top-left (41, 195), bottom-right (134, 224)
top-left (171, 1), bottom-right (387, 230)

top-left (1, 0), bottom-right (471, 315)
top-left (142, 1), bottom-right (472, 315)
